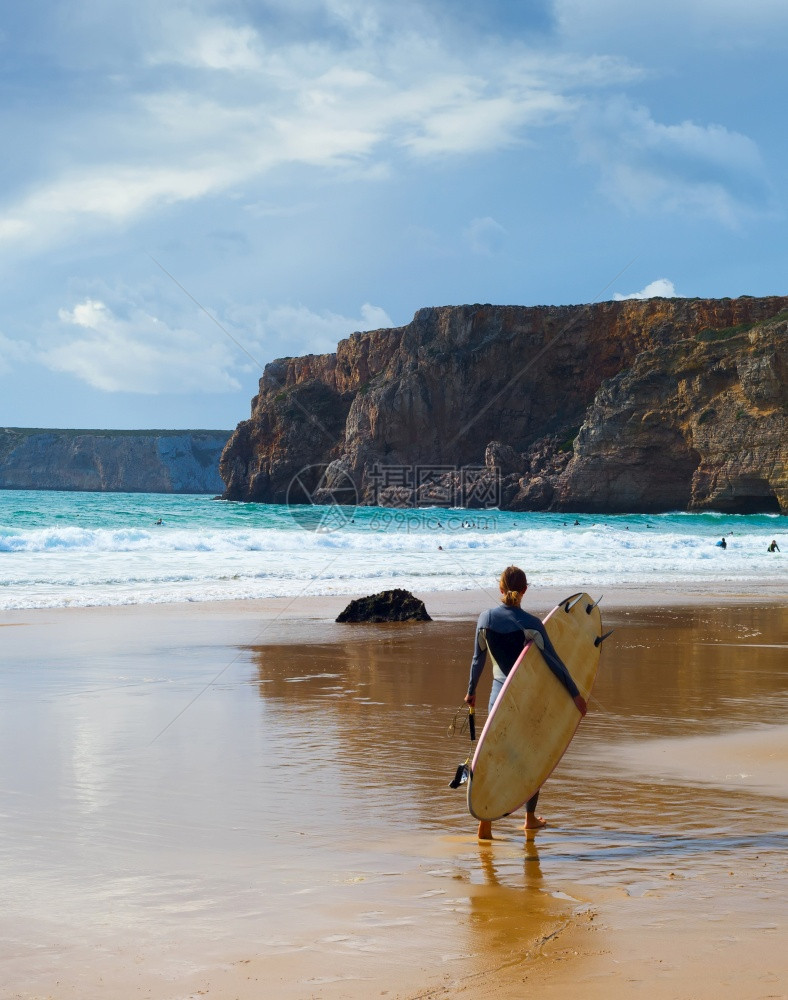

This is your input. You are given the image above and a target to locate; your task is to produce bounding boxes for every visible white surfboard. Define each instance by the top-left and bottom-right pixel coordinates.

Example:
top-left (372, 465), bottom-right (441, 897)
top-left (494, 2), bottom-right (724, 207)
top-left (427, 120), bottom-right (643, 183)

top-left (467, 593), bottom-right (602, 822)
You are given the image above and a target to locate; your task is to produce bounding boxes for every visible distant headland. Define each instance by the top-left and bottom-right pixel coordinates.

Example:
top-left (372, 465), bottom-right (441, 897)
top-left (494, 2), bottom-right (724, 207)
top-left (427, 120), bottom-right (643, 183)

top-left (220, 296), bottom-right (787, 514)
top-left (0, 428), bottom-right (231, 494)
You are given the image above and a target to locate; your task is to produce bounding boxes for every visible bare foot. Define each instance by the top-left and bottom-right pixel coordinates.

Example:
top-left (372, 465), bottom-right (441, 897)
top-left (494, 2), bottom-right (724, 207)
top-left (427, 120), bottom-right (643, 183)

top-left (477, 820), bottom-right (493, 840)
top-left (524, 813), bottom-right (547, 830)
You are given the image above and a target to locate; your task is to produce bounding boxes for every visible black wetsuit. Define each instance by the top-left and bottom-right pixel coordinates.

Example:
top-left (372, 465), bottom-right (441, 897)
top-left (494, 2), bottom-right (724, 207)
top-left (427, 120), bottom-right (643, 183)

top-left (467, 604), bottom-right (580, 814)
top-left (467, 604), bottom-right (579, 702)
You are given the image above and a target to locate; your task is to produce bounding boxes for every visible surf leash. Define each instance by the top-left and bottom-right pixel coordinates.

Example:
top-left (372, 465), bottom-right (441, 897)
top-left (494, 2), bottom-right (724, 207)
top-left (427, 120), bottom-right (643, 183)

top-left (448, 704), bottom-right (476, 789)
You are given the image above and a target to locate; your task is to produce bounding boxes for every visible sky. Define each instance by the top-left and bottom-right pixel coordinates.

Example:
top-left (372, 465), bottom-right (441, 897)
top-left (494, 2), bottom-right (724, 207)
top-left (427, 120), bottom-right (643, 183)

top-left (1, 0), bottom-right (787, 430)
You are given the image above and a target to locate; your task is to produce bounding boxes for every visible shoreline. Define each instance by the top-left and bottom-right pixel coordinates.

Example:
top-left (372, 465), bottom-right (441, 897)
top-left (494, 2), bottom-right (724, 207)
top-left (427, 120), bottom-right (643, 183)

top-left (2, 578), bottom-right (786, 630)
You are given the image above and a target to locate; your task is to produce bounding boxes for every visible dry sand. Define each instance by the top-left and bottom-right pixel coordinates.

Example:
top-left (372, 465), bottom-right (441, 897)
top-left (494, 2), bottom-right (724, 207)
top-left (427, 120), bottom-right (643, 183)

top-left (0, 586), bottom-right (786, 999)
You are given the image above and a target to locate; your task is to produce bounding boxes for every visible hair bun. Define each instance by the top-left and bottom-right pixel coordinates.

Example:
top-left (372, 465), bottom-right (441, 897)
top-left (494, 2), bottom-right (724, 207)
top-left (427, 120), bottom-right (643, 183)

top-left (499, 565), bottom-right (527, 602)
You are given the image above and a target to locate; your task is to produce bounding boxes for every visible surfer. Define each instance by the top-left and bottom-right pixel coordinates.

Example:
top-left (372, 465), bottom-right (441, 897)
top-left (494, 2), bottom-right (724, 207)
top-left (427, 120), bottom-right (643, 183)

top-left (464, 565), bottom-right (587, 841)
top-left (717, 537), bottom-right (727, 549)
top-left (768, 539), bottom-right (780, 552)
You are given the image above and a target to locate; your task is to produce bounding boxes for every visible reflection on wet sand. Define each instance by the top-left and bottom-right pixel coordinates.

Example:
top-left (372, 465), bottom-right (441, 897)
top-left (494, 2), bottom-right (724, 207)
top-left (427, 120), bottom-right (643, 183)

top-left (247, 605), bottom-right (787, 836)
top-left (465, 839), bottom-right (571, 973)
top-left (244, 603), bottom-right (787, 997)
top-left (246, 621), bottom-right (477, 833)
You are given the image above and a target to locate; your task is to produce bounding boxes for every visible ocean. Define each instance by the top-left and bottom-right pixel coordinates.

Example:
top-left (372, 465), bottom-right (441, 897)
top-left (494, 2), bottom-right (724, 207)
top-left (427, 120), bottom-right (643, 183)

top-left (0, 489), bottom-right (784, 609)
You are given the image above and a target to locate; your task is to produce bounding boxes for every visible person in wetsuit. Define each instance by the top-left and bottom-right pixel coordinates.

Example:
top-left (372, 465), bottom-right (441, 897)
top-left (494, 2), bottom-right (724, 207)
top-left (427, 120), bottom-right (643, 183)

top-left (464, 565), bottom-right (587, 841)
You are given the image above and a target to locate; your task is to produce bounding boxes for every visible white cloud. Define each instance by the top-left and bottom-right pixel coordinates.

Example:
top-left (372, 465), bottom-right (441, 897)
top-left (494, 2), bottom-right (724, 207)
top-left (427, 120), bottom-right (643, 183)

top-left (7, 287), bottom-right (394, 393)
top-left (402, 91), bottom-right (570, 157)
top-left (0, 8), bottom-right (639, 254)
top-left (613, 278), bottom-right (679, 300)
top-left (147, 18), bottom-right (261, 71)
top-left (0, 333), bottom-right (34, 374)
top-left (234, 301), bottom-right (395, 359)
top-left (0, 0), bottom-right (772, 295)
top-left (577, 99), bottom-right (769, 226)
top-left (463, 216), bottom-right (507, 255)
top-left (0, 163), bottom-right (238, 253)
top-left (0, 219), bottom-right (31, 241)
top-left (358, 303), bottom-right (394, 330)
top-left (45, 298), bottom-right (240, 394)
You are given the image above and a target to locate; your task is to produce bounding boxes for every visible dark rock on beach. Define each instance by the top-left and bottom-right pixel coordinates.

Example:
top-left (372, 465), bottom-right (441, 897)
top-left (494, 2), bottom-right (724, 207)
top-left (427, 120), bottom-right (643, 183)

top-left (336, 589), bottom-right (432, 623)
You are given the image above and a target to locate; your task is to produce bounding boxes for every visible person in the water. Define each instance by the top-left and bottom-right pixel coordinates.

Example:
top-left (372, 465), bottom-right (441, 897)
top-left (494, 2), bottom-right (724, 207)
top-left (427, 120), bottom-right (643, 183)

top-left (464, 565), bottom-right (587, 841)
top-left (768, 539), bottom-right (780, 552)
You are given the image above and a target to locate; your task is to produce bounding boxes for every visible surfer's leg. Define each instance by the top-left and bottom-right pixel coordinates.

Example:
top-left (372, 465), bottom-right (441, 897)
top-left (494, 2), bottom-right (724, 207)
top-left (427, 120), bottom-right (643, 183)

top-left (477, 680), bottom-right (504, 841)
top-left (488, 677), bottom-right (504, 712)
top-left (524, 791), bottom-right (547, 829)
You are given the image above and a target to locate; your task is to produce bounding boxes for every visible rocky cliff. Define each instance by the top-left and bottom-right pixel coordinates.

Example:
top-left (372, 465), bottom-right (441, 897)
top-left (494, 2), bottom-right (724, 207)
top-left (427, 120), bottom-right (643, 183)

top-left (0, 429), bottom-right (231, 493)
top-left (220, 297), bottom-right (788, 513)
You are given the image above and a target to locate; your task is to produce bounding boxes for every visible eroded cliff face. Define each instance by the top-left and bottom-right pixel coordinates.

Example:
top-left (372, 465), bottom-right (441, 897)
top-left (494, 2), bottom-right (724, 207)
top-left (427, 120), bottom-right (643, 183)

top-left (0, 429), bottom-right (231, 493)
top-left (552, 320), bottom-right (787, 512)
top-left (220, 297), bottom-right (788, 513)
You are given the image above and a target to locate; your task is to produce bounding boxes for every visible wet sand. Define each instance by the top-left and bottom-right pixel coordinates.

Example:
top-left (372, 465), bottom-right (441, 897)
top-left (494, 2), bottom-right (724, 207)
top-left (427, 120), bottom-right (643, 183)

top-left (1, 589), bottom-right (786, 999)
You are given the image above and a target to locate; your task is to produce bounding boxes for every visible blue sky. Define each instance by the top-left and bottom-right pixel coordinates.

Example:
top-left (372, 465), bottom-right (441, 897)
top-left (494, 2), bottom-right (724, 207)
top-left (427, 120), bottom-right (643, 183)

top-left (1, 0), bottom-right (786, 430)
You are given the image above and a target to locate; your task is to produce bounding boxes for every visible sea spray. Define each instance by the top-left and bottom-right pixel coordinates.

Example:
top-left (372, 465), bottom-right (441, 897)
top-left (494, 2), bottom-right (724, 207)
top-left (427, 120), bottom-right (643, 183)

top-left (0, 490), bottom-right (783, 609)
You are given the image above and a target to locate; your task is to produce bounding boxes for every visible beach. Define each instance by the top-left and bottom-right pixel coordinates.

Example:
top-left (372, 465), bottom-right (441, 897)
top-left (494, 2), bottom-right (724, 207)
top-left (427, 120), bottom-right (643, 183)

top-left (1, 584), bottom-right (786, 999)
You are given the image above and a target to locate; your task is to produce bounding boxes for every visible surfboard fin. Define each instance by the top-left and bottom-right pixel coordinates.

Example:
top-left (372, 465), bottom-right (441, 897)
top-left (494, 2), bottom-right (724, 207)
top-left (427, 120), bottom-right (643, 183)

top-left (564, 594), bottom-right (584, 612)
top-left (586, 595), bottom-right (603, 613)
top-left (594, 629), bottom-right (615, 647)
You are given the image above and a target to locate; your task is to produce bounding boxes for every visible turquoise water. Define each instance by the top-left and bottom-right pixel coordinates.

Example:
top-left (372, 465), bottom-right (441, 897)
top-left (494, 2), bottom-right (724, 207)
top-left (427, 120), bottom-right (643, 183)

top-left (0, 490), bottom-right (784, 608)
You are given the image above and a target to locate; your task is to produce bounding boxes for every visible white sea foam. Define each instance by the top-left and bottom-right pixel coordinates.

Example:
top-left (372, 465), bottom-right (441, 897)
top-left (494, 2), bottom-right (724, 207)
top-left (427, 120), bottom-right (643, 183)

top-left (0, 492), bottom-right (784, 609)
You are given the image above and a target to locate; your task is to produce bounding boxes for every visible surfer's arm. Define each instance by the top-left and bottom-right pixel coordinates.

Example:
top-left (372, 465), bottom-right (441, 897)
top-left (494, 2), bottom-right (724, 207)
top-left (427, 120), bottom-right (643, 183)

top-left (466, 626), bottom-right (488, 704)
top-left (525, 625), bottom-right (584, 708)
